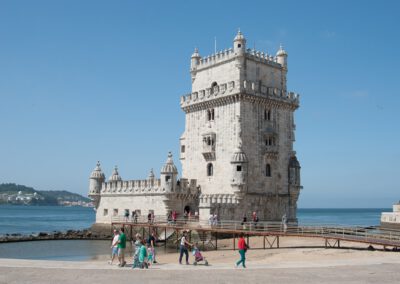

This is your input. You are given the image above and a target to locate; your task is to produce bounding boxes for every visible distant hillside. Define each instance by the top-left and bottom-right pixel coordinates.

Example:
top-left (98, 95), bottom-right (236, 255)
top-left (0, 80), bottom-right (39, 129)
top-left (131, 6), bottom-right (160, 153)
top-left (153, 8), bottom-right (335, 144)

top-left (0, 183), bottom-right (91, 206)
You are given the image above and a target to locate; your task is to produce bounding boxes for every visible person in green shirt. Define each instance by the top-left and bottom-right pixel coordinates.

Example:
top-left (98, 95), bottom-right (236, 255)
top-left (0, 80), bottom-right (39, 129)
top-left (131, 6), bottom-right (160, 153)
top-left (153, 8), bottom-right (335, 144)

top-left (117, 227), bottom-right (127, 267)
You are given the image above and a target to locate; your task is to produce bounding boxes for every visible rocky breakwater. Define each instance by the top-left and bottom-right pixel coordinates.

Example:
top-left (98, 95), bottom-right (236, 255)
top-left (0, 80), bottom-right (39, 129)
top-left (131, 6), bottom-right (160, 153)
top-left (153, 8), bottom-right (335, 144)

top-left (0, 229), bottom-right (113, 243)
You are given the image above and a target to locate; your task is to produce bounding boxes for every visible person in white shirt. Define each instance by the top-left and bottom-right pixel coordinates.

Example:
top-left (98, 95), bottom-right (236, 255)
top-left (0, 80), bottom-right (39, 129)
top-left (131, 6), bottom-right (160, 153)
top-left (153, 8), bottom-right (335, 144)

top-left (178, 231), bottom-right (193, 265)
top-left (108, 229), bottom-right (119, 265)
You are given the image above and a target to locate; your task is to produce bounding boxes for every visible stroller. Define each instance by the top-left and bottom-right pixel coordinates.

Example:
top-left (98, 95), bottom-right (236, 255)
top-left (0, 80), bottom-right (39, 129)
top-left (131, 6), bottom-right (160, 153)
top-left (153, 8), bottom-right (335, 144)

top-left (192, 245), bottom-right (209, 266)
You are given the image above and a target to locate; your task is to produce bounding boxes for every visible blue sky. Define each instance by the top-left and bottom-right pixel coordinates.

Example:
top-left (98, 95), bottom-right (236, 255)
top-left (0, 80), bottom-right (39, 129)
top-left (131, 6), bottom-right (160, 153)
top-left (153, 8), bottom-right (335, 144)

top-left (0, 0), bottom-right (399, 208)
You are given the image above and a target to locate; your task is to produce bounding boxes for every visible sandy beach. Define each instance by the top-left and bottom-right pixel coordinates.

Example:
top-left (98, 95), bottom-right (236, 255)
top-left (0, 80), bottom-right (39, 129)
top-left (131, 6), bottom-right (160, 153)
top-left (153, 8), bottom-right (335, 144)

top-left (1, 237), bottom-right (400, 284)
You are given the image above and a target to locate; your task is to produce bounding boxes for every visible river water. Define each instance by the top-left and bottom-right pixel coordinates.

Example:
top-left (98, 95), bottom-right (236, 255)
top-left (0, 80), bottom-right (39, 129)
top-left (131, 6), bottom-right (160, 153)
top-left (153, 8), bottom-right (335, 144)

top-left (0, 206), bottom-right (390, 260)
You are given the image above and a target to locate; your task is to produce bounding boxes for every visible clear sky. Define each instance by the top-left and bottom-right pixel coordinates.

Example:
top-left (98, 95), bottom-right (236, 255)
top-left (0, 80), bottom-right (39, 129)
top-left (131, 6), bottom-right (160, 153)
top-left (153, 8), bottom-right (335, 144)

top-left (0, 0), bottom-right (399, 208)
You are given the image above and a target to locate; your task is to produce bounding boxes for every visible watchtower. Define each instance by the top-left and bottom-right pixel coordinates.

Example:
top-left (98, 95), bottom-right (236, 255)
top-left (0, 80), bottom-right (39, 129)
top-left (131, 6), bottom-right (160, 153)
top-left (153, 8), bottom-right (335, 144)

top-left (180, 31), bottom-right (302, 222)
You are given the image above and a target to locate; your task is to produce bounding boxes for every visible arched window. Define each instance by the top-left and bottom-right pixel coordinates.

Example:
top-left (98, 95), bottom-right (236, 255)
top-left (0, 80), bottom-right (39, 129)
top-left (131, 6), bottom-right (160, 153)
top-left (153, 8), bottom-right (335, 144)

top-left (207, 163), bottom-right (213, 176)
top-left (266, 164), bottom-right (271, 177)
top-left (210, 82), bottom-right (218, 95)
top-left (264, 109), bottom-right (271, 121)
top-left (207, 109), bottom-right (215, 121)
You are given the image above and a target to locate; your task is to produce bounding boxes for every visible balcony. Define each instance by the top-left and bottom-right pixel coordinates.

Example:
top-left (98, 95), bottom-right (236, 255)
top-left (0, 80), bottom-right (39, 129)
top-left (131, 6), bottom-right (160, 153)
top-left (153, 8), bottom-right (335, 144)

top-left (202, 144), bottom-right (216, 161)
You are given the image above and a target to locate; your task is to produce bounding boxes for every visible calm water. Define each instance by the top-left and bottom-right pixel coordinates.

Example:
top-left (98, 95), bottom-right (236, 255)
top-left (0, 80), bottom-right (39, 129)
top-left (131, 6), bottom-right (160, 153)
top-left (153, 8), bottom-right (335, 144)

top-left (297, 208), bottom-right (389, 226)
top-left (0, 205), bottom-right (95, 235)
top-left (0, 206), bottom-right (390, 261)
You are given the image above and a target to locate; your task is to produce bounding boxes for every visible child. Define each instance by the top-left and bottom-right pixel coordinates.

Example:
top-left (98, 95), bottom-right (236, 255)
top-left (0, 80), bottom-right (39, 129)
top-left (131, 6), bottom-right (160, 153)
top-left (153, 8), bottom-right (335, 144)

top-left (147, 244), bottom-right (154, 265)
top-left (138, 240), bottom-right (148, 269)
top-left (132, 233), bottom-right (142, 269)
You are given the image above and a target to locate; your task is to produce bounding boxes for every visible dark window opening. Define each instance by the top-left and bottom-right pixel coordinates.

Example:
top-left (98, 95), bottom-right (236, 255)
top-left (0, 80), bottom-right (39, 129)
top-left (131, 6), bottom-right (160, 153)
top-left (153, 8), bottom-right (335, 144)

top-left (238, 44), bottom-right (241, 48)
top-left (266, 164), bottom-right (271, 177)
top-left (207, 109), bottom-right (215, 121)
top-left (165, 175), bottom-right (171, 182)
top-left (264, 109), bottom-right (271, 120)
top-left (207, 163), bottom-right (213, 176)
top-left (181, 145), bottom-right (185, 153)
top-left (236, 165), bottom-right (242, 172)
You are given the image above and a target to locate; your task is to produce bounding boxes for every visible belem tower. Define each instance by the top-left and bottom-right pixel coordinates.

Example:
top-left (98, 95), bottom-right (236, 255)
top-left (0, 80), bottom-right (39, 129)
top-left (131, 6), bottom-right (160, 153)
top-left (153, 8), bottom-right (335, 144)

top-left (89, 31), bottom-right (302, 224)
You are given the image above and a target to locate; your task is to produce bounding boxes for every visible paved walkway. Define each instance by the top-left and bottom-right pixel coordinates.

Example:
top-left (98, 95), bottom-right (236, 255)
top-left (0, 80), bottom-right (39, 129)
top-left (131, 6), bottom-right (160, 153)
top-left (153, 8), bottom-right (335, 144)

top-left (1, 257), bottom-right (400, 284)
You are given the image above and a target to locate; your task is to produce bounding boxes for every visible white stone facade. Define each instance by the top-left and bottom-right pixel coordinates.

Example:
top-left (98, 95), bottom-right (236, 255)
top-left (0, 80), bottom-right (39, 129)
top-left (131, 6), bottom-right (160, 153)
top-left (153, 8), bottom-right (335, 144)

top-left (89, 31), bottom-right (302, 224)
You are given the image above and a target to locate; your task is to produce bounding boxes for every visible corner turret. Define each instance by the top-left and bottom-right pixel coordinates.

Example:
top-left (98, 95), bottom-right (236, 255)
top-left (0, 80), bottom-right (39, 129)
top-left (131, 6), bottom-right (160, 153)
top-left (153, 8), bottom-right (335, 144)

top-left (160, 152), bottom-right (178, 192)
top-left (191, 48), bottom-right (201, 70)
top-left (276, 44), bottom-right (288, 68)
top-left (88, 161), bottom-right (105, 209)
top-left (233, 29), bottom-right (246, 55)
top-left (231, 144), bottom-right (248, 193)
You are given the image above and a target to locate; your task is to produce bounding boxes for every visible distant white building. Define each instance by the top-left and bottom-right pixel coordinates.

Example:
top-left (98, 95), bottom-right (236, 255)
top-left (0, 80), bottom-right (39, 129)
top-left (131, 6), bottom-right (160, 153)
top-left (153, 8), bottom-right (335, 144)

top-left (381, 202), bottom-right (400, 228)
top-left (89, 31), bottom-right (302, 224)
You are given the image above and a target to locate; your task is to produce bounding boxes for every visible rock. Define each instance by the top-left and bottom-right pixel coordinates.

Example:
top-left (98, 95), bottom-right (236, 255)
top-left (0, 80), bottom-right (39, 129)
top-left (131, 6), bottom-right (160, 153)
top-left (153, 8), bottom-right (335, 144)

top-left (38, 232), bottom-right (48, 237)
top-left (367, 245), bottom-right (375, 251)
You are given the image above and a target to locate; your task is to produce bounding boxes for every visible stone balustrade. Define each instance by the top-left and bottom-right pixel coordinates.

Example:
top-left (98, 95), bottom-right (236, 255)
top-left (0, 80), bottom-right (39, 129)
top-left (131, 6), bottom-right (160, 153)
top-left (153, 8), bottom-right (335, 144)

top-left (199, 193), bottom-right (240, 205)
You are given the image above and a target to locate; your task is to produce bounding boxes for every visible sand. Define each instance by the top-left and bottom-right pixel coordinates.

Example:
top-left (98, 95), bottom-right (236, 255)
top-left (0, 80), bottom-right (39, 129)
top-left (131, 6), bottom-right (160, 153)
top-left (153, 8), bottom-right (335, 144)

top-left (1, 237), bottom-right (400, 284)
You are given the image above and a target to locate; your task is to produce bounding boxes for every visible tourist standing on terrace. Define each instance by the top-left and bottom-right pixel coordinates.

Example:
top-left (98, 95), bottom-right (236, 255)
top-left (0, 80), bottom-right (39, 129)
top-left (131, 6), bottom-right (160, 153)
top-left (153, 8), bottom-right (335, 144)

top-left (235, 233), bottom-right (248, 268)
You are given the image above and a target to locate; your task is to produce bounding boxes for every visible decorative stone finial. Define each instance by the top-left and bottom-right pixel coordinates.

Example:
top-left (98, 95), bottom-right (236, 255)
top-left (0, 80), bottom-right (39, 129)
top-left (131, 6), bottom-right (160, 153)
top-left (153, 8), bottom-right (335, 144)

top-left (148, 168), bottom-right (155, 180)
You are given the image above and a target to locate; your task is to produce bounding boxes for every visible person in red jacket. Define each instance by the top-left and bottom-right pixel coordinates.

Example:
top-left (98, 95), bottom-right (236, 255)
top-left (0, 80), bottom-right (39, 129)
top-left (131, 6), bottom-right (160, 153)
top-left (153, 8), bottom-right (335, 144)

top-left (235, 233), bottom-right (248, 268)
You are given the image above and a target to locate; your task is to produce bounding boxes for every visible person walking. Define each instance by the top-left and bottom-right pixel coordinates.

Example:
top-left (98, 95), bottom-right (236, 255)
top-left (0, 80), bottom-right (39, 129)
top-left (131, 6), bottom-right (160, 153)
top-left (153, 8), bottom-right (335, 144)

top-left (179, 231), bottom-right (193, 265)
top-left (108, 229), bottom-right (119, 265)
top-left (235, 233), bottom-right (248, 268)
top-left (147, 230), bottom-right (157, 263)
top-left (117, 227), bottom-right (127, 267)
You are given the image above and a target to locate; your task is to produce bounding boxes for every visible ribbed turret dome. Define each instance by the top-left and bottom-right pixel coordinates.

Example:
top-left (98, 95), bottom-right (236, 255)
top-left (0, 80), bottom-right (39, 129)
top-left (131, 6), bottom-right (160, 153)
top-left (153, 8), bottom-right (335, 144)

top-left (231, 145), bottom-right (248, 163)
top-left (276, 44), bottom-right (288, 56)
top-left (191, 47), bottom-right (200, 58)
top-left (234, 30), bottom-right (246, 41)
top-left (90, 161), bottom-right (105, 180)
top-left (109, 166), bottom-right (122, 181)
top-left (161, 152), bottom-right (178, 174)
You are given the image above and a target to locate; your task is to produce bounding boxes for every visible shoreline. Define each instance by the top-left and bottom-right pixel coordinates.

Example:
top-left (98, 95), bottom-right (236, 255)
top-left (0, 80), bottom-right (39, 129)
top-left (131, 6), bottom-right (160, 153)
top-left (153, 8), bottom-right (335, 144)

top-left (0, 228), bottom-right (109, 243)
top-left (1, 240), bottom-right (400, 283)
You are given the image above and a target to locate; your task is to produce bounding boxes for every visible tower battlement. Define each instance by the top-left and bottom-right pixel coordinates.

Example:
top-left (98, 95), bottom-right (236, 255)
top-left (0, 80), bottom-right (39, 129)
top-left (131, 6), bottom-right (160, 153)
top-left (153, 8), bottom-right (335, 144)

top-left (180, 79), bottom-right (300, 110)
top-left (193, 48), bottom-right (281, 72)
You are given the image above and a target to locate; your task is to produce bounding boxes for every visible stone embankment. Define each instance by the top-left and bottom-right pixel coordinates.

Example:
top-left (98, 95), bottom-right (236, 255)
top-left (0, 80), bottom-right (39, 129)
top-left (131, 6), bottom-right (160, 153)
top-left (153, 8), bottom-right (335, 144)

top-left (0, 224), bottom-right (114, 243)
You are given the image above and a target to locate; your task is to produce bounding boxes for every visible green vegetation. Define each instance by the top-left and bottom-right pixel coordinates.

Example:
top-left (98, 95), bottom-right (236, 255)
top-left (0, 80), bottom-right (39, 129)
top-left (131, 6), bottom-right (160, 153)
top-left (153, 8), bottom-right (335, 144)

top-left (0, 183), bottom-right (90, 206)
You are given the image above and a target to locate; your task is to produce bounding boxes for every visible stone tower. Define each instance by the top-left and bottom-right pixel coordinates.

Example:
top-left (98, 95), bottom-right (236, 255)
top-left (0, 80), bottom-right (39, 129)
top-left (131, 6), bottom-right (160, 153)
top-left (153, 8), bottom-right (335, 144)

top-left (180, 31), bottom-right (302, 222)
top-left (88, 161), bottom-right (105, 209)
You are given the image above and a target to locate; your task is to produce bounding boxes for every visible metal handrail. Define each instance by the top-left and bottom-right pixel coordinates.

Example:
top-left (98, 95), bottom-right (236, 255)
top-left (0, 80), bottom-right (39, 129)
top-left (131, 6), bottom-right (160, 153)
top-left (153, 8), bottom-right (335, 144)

top-left (111, 216), bottom-right (400, 246)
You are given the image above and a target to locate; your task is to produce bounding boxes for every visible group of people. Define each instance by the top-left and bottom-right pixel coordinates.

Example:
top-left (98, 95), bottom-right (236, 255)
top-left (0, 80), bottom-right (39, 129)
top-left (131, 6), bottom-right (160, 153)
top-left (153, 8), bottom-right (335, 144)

top-left (109, 227), bottom-right (127, 267)
top-left (208, 213), bottom-right (218, 226)
top-left (109, 228), bottom-right (249, 269)
top-left (109, 228), bottom-right (157, 269)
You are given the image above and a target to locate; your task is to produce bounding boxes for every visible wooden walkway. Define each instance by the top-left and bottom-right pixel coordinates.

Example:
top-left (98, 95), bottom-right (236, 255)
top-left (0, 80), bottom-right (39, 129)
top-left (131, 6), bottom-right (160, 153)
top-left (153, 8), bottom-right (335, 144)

top-left (111, 217), bottom-right (400, 251)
